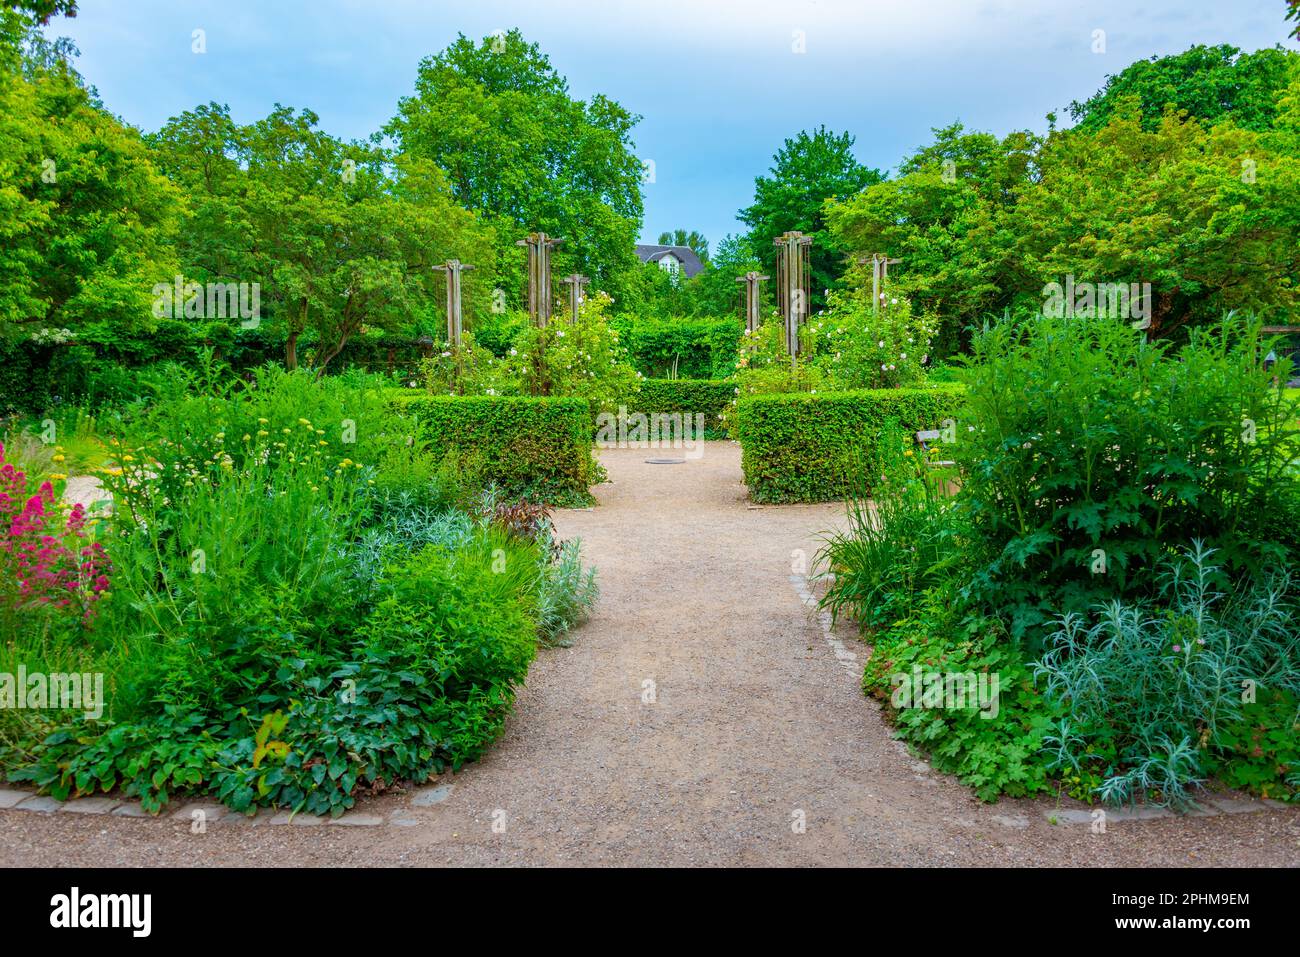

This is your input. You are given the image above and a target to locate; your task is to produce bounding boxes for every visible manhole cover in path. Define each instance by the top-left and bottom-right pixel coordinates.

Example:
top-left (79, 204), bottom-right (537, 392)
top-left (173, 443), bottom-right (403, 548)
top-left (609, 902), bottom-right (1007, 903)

top-left (645, 458), bottom-right (686, 465)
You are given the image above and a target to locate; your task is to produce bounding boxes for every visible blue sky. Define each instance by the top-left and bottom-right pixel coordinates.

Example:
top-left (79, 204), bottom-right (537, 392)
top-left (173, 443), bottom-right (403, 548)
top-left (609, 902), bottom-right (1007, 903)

top-left (46, 0), bottom-right (1297, 254)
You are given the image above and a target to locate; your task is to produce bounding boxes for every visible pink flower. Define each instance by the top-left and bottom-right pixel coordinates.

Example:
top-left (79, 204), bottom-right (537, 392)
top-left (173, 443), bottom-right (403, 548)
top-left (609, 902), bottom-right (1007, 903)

top-left (0, 442), bottom-right (111, 624)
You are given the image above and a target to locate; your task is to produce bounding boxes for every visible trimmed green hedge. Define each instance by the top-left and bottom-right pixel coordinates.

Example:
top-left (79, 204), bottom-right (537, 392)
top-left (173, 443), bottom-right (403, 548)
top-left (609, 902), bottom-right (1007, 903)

top-left (394, 394), bottom-right (598, 504)
top-left (598, 378), bottom-right (735, 439)
top-left (610, 316), bottom-right (741, 378)
top-left (735, 385), bottom-right (966, 503)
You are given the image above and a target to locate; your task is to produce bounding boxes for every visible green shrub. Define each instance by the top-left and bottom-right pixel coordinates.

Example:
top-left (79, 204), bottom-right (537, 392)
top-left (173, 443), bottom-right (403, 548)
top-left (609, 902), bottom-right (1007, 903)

top-left (734, 294), bottom-right (937, 392)
top-left (489, 293), bottom-right (642, 412)
top-left (12, 528), bottom-right (547, 817)
top-left (610, 315), bottom-right (741, 379)
top-left (735, 385), bottom-right (964, 502)
top-left (1208, 687), bottom-right (1300, 802)
top-left (1034, 543), bottom-right (1300, 809)
top-left (396, 394), bottom-right (598, 505)
top-left (4, 373), bottom-right (599, 816)
top-left (957, 314), bottom-right (1300, 645)
top-left (603, 378), bottom-right (735, 439)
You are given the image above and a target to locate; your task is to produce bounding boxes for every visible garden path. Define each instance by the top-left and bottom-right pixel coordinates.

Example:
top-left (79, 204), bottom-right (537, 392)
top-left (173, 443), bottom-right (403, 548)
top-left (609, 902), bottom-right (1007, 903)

top-left (2, 442), bottom-right (1296, 865)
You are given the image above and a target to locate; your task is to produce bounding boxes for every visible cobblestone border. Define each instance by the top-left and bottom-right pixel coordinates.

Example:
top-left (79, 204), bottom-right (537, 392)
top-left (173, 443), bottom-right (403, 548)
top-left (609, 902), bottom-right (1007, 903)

top-left (0, 782), bottom-right (455, 828)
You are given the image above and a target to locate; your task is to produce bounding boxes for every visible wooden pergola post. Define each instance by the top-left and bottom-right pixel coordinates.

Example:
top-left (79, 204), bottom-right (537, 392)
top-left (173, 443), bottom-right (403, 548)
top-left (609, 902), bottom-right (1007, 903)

top-left (861, 252), bottom-right (902, 316)
top-left (774, 231), bottom-right (812, 370)
top-left (433, 258), bottom-right (474, 348)
top-left (516, 231), bottom-right (564, 327)
top-left (561, 273), bottom-right (590, 325)
top-left (736, 270), bottom-right (769, 335)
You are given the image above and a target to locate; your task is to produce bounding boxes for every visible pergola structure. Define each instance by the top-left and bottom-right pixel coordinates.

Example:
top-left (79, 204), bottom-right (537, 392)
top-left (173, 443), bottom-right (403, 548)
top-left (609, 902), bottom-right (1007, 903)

top-left (736, 270), bottom-right (769, 335)
top-left (861, 251), bottom-right (902, 316)
top-left (773, 231), bottom-right (812, 368)
top-left (516, 231), bottom-right (564, 327)
top-left (561, 273), bottom-right (590, 325)
top-left (432, 258), bottom-right (474, 348)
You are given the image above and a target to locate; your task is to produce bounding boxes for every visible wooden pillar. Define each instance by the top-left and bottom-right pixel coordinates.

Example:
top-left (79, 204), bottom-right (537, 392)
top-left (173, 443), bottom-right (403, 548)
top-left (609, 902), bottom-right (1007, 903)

top-left (736, 270), bottom-right (769, 334)
top-left (561, 273), bottom-right (590, 325)
top-left (516, 232), bottom-right (564, 327)
top-left (773, 231), bottom-right (812, 368)
top-left (433, 258), bottom-right (474, 347)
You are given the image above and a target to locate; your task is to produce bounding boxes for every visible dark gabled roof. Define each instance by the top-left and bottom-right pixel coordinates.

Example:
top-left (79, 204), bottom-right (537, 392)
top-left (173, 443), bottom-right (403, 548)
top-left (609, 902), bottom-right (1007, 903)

top-left (635, 244), bottom-right (705, 279)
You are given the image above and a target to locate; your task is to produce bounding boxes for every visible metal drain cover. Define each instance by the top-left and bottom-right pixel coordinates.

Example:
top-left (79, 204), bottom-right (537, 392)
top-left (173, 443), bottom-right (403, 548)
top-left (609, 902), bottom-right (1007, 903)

top-left (645, 458), bottom-right (686, 465)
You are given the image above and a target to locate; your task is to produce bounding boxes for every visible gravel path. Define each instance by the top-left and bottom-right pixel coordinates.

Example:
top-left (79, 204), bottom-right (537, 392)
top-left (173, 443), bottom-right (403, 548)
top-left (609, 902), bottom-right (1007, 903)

top-left (2, 441), bottom-right (1297, 866)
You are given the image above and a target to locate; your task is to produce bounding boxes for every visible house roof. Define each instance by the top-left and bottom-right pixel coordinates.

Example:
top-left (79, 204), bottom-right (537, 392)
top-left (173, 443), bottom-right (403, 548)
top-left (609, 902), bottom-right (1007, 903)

top-left (635, 244), bottom-right (705, 279)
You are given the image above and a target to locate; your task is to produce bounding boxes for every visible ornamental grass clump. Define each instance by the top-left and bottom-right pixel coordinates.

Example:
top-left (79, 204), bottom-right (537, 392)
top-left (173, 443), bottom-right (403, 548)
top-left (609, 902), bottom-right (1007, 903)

top-left (817, 422), bottom-right (963, 629)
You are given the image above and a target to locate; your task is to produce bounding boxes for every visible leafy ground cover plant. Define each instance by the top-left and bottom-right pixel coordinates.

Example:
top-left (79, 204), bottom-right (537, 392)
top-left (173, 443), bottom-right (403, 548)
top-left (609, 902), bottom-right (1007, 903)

top-left (860, 585), bottom-right (1059, 801)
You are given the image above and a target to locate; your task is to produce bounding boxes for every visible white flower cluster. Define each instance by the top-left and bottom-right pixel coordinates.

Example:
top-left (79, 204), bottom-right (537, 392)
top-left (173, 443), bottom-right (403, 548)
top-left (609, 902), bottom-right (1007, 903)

top-left (29, 327), bottom-right (75, 345)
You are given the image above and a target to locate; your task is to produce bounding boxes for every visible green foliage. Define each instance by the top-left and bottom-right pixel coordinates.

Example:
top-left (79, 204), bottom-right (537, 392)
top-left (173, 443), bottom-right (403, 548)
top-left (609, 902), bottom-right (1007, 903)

top-left (825, 123), bottom-right (1038, 352)
top-left (1068, 44), bottom-right (1300, 133)
top-left (739, 126), bottom-right (882, 311)
top-left (0, 32), bottom-right (181, 342)
top-left (419, 332), bottom-right (503, 397)
top-left (4, 371), bottom-right (598, 816)
top-left (1208, 687), bottom-right (1300, 801)
top-left (492, 293), bottom-right (642, 410)
top-left (397, 393), bottom-right (598, 504)
top-left (816, 423), bottom-right (962, 629)
top-left (656, 229), bottom-right (709, 262)
top-left (735, 384), bottom-right (964, 502)
top-left (1035, 543), bottom-right (1300, 808)
top-left (612, 378), bottom-right (735, 439)
top-left (536, 537), bottom-right (598, 647)
top-left (611, 314), bottom-right (741, 379)
top-left (956, 314), bottom-right (1300, 646)
top-left (1017, 102), bottom-right (1300, 335)
top-left (862, 589), bottom-right (1058, 802)
top-left (828, 72), bottom-right (1300, 342)
top-left (386, 29), bottom-right (643, 305)
top-left (470, 309), bottom-right (527, 358)
top-left (149, 103), bottom-right (497, 373)
top-left (737, 292), bottom-right (938, 391)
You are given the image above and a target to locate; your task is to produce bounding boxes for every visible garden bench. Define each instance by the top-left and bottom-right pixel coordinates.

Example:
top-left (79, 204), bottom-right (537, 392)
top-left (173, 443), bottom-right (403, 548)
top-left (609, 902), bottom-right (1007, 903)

top-left (914, 429), bottom-right (955, 468)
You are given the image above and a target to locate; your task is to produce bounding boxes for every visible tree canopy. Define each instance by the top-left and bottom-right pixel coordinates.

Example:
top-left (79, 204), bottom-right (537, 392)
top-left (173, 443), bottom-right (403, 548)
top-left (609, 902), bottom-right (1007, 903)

top-left (150, 103), bottom-right (496, 372)
top-left (386, 29), bottom-right (644, 308)
top-left (0, 9), bottom-right (179, 343)
top-left (738, 126), bottom-right (882, 310)
top-left (1068, 44), bottom-right (1298, 133)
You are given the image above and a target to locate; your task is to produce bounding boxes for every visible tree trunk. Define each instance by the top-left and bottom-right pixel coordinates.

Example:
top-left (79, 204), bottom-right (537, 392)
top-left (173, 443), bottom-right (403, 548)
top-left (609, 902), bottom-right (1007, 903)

top-left (286, 299), bottom-right (308, 370)
top-left (314, 333), bottom-right (350, 379)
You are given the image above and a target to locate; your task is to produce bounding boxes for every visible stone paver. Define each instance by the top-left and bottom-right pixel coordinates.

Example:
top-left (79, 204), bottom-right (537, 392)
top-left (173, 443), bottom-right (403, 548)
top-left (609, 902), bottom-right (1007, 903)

top-left (59, 797), bottom-right (120, 814)
top-left (15, 795), bottom-right (61, 813)
top-left (410, 784), bottom-right (454, 807)
top-left (0, 789), bottom-right (30, 809)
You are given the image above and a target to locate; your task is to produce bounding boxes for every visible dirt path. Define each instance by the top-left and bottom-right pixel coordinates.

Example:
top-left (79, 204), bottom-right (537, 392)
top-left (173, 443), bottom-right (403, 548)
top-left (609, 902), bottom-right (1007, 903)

top-left (2, 442), bottom-right (1297, 866)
